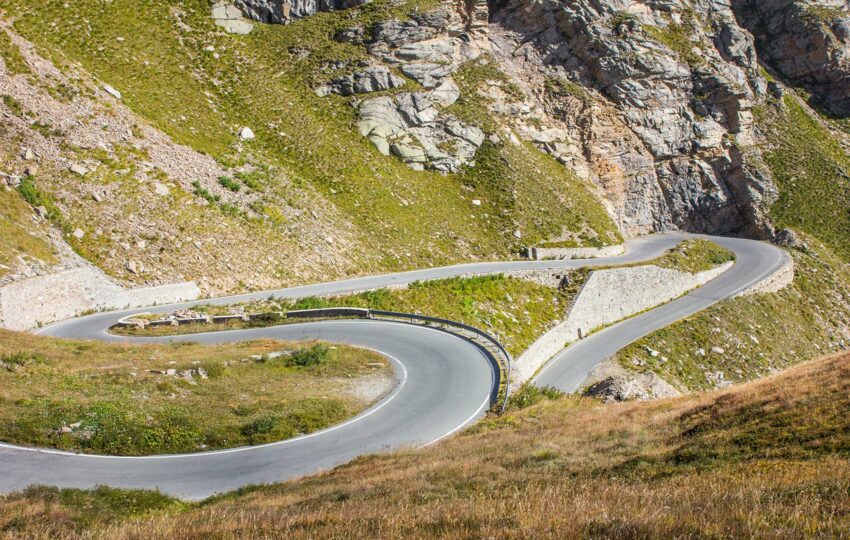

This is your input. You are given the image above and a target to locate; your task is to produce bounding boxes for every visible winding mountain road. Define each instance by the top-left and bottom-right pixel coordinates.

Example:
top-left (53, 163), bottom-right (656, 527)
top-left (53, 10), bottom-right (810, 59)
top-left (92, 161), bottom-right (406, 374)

top-left (0, 234), bottom-right (788, 499)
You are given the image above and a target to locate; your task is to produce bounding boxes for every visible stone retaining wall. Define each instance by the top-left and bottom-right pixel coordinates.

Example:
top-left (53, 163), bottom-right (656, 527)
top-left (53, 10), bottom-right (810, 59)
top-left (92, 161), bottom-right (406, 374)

top-left (0, 267), bottom-right (200, 330)
top-left (529, 243), bottom-right (625, 260)
top-left (511, 262), bottom-right (733, 386)
top-left (736, 251), bottom-right (794, 297)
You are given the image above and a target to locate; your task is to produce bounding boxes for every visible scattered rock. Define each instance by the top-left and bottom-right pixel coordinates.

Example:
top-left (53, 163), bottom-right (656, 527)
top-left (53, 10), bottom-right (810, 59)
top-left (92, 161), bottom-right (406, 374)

top-left (711, 346), bottom-right (726, 355)
top-left (72, 228), bottom-right (85, 240)
top-left (153, 182), bottom-right (170, 196)
top-left (102, 84), bottom-right (122, 100)
top-left (69, 163), bottom-right (89, 176)
top-left (232, 0), bottom-right (371, 23)
top-left (334, 25), bottom-right (365, 44)
top-left (238, 127), bottom-right (255, 140)
top-left (126, 260), bottom-right (141, 274)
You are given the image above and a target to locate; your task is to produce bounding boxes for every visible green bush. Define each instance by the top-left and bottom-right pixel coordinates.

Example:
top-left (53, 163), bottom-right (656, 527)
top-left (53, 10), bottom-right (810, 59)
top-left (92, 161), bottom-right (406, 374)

top-left (16, 176), bottom-right (68, 231)
top-left (191, 180), bottom-right (219, 204)
top-left (507, 385), bottom-right (564, 410)
top-left (287, 344), bottom-right (330, 367)
top-left (240, 414), bottom-right (279, 438)
top-left (218, 176), bottom-right (240, 192)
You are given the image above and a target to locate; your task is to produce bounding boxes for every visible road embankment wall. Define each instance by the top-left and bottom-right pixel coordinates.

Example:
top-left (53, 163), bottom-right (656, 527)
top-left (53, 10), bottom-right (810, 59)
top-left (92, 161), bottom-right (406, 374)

top-left (530, 244), bottom-right (625, 260)
top-left (736, 251), bottom-right (795, 297)
top-left (512, 262), bottom-right (733, 386)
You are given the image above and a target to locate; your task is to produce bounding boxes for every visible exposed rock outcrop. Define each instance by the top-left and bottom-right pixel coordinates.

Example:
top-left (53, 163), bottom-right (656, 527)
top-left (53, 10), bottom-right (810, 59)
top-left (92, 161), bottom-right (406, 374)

top-left (232, 0), bottom-right (371, 23)
top-left (733, 0), bottom-right (850, 116)
top-left (582, 356), bottom-right (681, 402)
top-left (315, 66), bottom-right (406, 96)
top-left (227, 0), bottom-right (846, 244)
top-left (489, 0), bottom-right (779, 237)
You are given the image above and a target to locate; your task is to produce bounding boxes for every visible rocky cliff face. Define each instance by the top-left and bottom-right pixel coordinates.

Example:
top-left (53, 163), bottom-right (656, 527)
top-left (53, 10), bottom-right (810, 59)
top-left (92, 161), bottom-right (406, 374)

top-left (488, 0), bottom-right (784, 237)
top-left (734, 0), bottom-right (850, 116)
top-left (221, 0), bottom-right (850, 240)
top-left (233, 0), bottom-right (371, 23)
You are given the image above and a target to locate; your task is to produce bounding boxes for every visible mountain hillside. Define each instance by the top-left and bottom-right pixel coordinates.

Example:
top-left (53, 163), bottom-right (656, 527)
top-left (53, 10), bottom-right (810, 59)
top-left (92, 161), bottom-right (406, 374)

top-left (1, 0), bottom-right (847, 298)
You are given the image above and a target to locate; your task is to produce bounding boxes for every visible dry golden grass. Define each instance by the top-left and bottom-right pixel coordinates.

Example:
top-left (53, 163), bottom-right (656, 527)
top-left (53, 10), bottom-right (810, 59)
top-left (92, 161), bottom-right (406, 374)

top-left (3, 352), bottom-right (850, 538)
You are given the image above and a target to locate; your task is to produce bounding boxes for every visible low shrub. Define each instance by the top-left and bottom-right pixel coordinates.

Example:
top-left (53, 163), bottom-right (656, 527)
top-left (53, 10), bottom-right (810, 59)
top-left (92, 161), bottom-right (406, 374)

top-left (287, 344), bottom-right (330, 367)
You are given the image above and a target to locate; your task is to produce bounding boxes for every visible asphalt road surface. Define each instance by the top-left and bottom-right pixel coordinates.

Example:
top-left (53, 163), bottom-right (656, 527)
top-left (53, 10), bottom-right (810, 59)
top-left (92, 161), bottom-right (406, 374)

top-left (0, 234), bottom-right (787, 499)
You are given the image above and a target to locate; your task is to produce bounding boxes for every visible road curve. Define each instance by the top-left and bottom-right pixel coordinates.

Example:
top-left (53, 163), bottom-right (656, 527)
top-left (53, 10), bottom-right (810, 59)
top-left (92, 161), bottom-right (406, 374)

top-left (532, 235), bottom-right (788, 391)
top-left (0, 234), bottom-right (787, 499)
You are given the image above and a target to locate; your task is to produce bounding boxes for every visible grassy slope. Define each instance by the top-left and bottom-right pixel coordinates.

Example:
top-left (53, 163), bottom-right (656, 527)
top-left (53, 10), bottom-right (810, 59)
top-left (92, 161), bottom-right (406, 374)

top-left (756, 95), bottom-right (850, 259)
top-left (605, 238), bottom-right (734, 274)
top-left (0, 329), bottom-right (390, 455)
top-left (122, 275), bottom-right (579, 357)
top-left (1, 0), bottom-right (619, 281)
top-left (3, 351), bottom-right (849, 537)
top-left (0, 185), bottom-right (56, 278)
top-left (0, 89), bottom-right (57, 276)
top-left (618, 236), bottom-right (850, 390)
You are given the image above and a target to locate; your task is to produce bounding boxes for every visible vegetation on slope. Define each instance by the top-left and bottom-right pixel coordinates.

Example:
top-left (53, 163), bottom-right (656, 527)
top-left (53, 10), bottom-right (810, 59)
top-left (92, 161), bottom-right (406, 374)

top-left (618, 235), bottom-right (850, 390)
top-left (117, 274), bottom-right (581, 357)
top-left (1, 0), bottom-right (619, 286)
top-left (3, 351), bottom-right (849, 537)
top-left (0, 330), bottom-right (390, 455)
top-left (648, 238), bottom-right (734, 273)
top-left (0, 184), bottom-right (56, 278)
top-left (756, 94), bottom-right (850, 260)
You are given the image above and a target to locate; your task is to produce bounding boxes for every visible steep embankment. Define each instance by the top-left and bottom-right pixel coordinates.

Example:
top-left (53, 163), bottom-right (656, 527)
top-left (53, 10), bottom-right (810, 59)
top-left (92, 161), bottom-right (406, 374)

top-left (2, 350), bottom-right (849, 537)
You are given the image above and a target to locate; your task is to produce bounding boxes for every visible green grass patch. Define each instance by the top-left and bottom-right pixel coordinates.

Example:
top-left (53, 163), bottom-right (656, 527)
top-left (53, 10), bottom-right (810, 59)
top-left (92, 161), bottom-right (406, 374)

top-left (118, 274), bottom-right (582, 357)
top-left (0, 330), bottom-right (391, 455)
top-left (0, 185), bottom-right (57, 277)
top-left (444, 56), bottom-right (524, 132)
top-left (649, 239), bottom-right (734, 274)
top-left (802, 5), bottom-right (846, 25)
top-left (218, 175), bottom-right (240, 192)
top-left (643, 13), bottom-right (704, 69)
top-left (458, 141), bottom-right (622, 249)
top-left (0, 485), bottom-right (187, 533)
top-left (0, 28), bottom-right (30, 75)
top-left (1, 93), bottom-right (23, 116)
top-left (756, 95), bottom-right (850, 260)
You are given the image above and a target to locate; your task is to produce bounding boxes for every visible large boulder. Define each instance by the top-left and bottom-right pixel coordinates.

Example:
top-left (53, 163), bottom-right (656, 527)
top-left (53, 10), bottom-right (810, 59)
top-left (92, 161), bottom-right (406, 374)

top-left (316, 66), bottom-right (406, 96)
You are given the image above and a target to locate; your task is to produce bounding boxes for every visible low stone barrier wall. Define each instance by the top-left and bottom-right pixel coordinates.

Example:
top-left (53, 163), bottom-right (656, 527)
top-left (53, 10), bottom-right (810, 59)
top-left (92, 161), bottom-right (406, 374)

top-left (0, 267), bottom-right (200, 331)
top-left (736, 251), bottom-right (794, 297)
top-left (511, 262), bottom-right (733, 386)
top-left (529, 244), bottom-right (625, 260)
